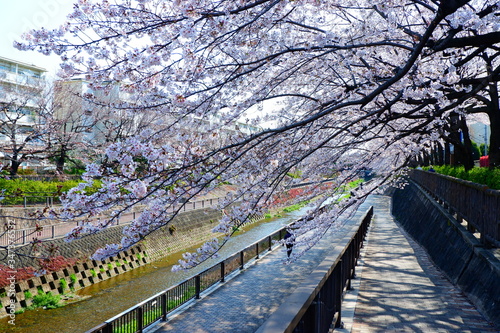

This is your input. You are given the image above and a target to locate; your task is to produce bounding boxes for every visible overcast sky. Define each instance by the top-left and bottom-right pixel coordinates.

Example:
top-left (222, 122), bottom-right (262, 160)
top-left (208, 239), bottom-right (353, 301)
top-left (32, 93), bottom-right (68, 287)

top-left (1, 0), bottom-right (74, 76)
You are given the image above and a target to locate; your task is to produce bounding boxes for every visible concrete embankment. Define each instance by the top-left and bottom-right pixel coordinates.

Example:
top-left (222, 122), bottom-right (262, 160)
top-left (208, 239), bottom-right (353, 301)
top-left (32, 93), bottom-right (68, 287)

top-left (0, 206), bottom-right (227, 317)
top-left (392, 181), bottom-right (500, 327)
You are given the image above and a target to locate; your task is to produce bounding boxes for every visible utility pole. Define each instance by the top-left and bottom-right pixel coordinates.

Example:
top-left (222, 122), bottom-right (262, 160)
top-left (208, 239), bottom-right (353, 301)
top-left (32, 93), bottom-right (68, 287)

top-left (484, 124), bottom-right (488, 156)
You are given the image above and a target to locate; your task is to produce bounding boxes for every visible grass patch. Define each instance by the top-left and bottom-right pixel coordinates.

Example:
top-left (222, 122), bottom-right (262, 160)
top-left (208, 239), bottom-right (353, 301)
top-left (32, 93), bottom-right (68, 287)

top-left (282, 200), bottom-right (310, 213)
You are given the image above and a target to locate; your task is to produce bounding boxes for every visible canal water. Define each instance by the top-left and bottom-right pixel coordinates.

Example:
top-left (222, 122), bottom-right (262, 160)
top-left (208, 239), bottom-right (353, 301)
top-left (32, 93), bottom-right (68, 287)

top-left (1, 207), bottom-right (310, 333)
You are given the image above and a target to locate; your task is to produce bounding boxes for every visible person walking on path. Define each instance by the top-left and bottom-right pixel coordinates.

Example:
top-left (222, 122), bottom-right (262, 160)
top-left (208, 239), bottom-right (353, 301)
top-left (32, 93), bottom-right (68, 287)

top-left (284, 230), bottom-right (294, 258)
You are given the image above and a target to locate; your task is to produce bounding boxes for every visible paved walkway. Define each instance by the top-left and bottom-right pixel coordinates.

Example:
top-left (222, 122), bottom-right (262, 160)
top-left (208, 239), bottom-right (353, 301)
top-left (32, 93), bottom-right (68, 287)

top-left (151, 195), bottom-right (497, 333)
top-left (351, 197), bottom-right (498, 333)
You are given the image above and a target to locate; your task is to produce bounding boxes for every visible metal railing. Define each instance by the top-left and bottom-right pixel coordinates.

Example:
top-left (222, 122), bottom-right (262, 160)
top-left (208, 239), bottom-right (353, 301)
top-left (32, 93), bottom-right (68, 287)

top-left (85, 227), bottom-right (286, 333)
top-left (0, 192), bottom-right (61, 207)
top-left (0, 197), bottom-right (223, 247)
top-left (256, 206), bottom-right (373, 333)
top-left (410, 169), bottom-right (500, 247)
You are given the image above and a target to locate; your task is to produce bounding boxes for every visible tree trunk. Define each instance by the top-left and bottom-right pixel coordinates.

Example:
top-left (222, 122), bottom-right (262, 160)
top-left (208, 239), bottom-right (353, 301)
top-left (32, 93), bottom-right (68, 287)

top-left (485, 57), bottom-right (499, 168)
top-left (9, 159), bottom-right (21, 177)
top-left (487, 81), bottom-right (500, 168)
top-left (489, 108), bottom-right (500, 168)
top-left (460, 117), bottom-right (475, 171)
top-left (56, 148), bottom-right (67, 174)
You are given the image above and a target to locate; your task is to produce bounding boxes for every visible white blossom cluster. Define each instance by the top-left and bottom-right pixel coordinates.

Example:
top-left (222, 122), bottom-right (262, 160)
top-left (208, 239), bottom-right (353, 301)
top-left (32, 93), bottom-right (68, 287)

top-left (16, 0), bottom-right (500, 268)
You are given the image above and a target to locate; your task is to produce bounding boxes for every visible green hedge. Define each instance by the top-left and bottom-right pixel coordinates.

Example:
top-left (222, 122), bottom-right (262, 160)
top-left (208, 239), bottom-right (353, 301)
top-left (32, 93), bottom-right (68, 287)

top-left (0, 179), bottom-right (101, 205)
top-left (424, 166), bottom-right (500, 190)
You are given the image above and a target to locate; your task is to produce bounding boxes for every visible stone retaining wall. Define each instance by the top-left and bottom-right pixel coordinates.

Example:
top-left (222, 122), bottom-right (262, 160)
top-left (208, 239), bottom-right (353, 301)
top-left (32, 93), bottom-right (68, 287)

top-left (392, 181), bottom-right (500, 327)
top-left (0, 204), bottom-right (263, 317)
top-left (0, 245), bottom-right (149, 314)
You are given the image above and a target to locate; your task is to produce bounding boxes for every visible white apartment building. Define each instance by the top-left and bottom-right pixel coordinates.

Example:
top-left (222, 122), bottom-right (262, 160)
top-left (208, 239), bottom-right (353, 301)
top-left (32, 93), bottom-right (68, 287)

top-left (0, 56), bottom-right (47, 168)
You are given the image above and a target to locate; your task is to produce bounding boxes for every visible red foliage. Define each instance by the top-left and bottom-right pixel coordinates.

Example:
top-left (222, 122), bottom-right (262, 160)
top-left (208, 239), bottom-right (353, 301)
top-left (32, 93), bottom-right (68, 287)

top-left (270, 182), bottom-right (335, 206)
top-left (37, 255), bottom-right (79, 272)
top-left (0, 256), bottom-right (80, 288)
top-left (0, 265), bottom-right (36, 288)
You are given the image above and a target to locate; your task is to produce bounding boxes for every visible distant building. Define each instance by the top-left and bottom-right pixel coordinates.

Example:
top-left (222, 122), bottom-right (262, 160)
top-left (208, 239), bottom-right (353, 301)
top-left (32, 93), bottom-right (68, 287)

top-left (469, 121), bottom-right (490, 156)
top-left (54, 78), bottom-right (261, 150)
top-left (0, 56), bottom-right (47, 169)
top-left (53, 78), bottom-right (148, 147)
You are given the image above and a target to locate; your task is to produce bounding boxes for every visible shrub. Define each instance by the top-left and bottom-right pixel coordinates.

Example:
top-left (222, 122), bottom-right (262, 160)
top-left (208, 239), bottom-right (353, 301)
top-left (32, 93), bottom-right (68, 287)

top-left (59, 279), bottom-right (68, 292)
top-left (0, 178), bottom-right (102, 205)
top-left (431, 166), bottom-right (500, 190)
top-left (27, 291), bottom-right (61, 310)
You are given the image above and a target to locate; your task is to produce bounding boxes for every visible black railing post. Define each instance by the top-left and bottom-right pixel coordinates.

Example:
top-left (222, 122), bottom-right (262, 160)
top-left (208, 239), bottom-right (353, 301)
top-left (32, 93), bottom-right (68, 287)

top-left (137, 307), bottom-right (144, 333)
top-left (334, 260), bottom-right (343, 328)
top-left (195, 275), bottom-right (201, 299)
top-left (256, 243), bottom-right (259, 259)
top-left (315, 292), bottom-right (322, 332)
top-left (220, 261), bottom-right (225, 282)
top-left (240, 251), bottom-right (244, 270)
top-left (347, 244), bottom-right (353, 290)
top-left (268, 236), bottom-right (272, 251)
top-left (51, 225), bottom-right (55, 239)
top-left (161, 293), bottom-right (167, 321)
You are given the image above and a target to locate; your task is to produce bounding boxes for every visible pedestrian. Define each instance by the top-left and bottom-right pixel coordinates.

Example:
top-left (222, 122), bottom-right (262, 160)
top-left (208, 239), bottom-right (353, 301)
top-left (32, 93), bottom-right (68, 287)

top-left (284, 230), bottom-right (294, 258)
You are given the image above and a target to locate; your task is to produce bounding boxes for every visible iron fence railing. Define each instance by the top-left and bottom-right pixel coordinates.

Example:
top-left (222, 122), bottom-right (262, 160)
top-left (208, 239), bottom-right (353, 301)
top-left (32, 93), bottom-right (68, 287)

top-left (0, 192), bottom-right (61, 207)
top-left (410, 169), bottom-right (500, 247)
top-left (84, 227), bottom-right (289, 333)
top-left (287, 206), bottom-right (373, 333)
top-left (0, 197), bottom-right (223, 247)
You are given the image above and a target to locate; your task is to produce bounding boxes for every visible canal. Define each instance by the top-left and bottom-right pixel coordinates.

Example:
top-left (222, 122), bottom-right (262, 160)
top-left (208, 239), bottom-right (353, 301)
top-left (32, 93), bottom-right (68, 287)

top-left (1, 207), bottom-right (310, 333)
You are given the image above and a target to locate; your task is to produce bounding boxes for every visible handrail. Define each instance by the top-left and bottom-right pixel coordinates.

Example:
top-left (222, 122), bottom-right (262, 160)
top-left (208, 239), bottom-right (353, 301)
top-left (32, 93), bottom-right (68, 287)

top-left (409, 169), bottom-right (500, 247)
top-left (256, 206), bottom-right (373, 333)
top-left (0, 197), bottom-right (222, 246)
top-left (84, 225), bottom-right (289, 333)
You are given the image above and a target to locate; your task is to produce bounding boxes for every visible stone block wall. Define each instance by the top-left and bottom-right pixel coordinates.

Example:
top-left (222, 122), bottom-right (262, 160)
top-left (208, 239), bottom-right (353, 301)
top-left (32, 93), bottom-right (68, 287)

top-left (0, 202), bottom-right (264, 317)
top-left (0, 245), bottom-right (148, 315)
top-left (143, 208), bottom-right (223, 262)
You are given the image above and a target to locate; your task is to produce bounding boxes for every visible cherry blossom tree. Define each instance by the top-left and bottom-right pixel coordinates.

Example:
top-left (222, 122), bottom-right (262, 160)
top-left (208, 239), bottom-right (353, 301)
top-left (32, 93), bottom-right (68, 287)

top-left (15, 0), bottom-right (500, 268)
top-left (0, 83), bottom-right (51, 176)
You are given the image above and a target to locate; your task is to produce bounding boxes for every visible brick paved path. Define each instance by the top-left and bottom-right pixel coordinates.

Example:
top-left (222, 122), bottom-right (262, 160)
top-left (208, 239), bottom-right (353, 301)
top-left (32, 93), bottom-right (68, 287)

top-left (351, 196), bottom-right (497, 333)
